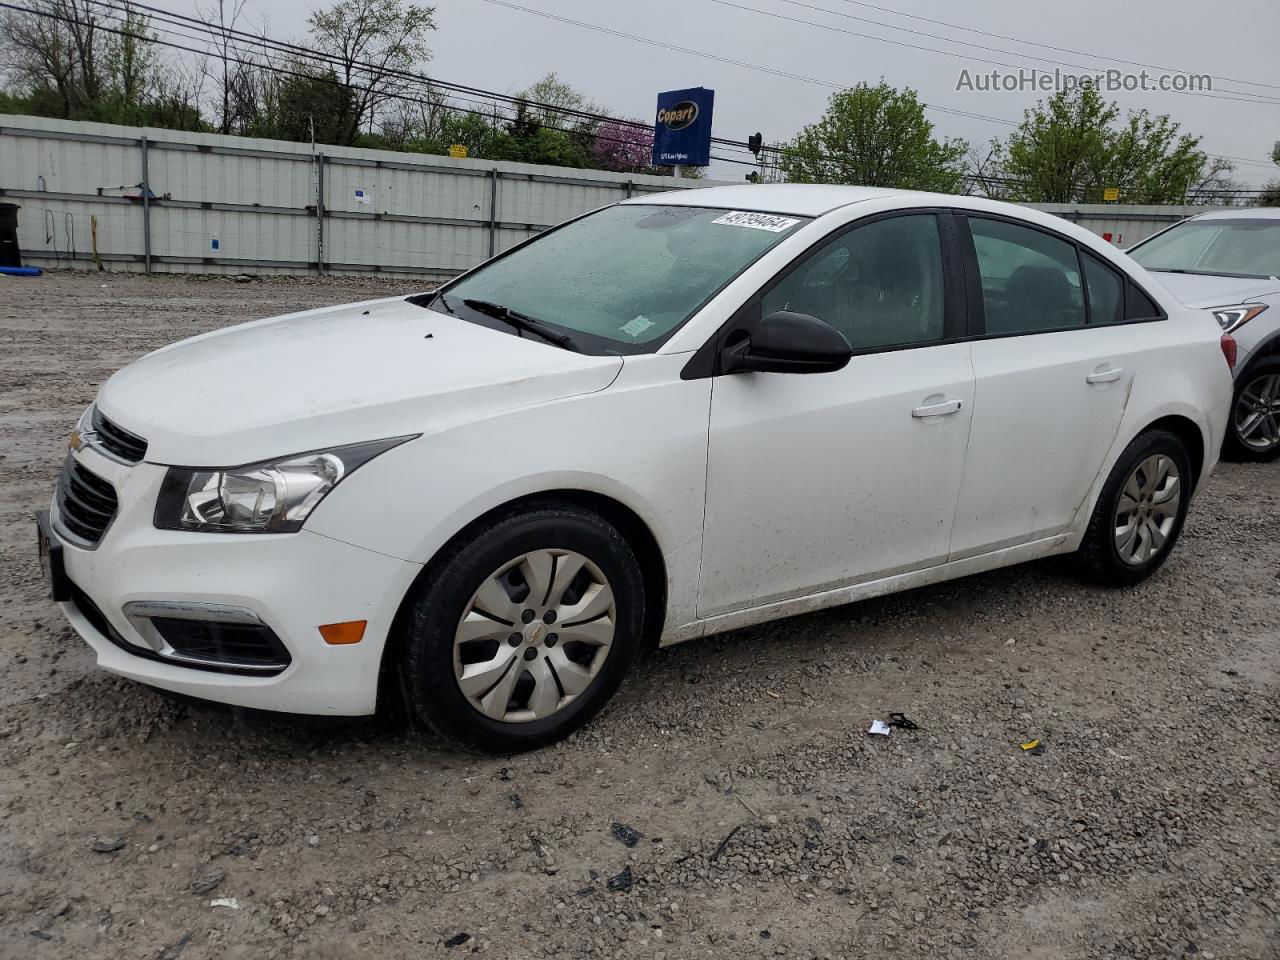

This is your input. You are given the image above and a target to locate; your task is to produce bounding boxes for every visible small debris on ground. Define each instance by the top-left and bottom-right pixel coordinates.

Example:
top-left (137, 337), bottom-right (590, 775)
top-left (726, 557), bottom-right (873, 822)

top-left (189, 869), bottom-right (224, 896)
top-left (209, 898), bottom-right (239, 910)
top-left (606, 866), bottom-right (634, 892)
top-left (158, 933), bottom-right (193, 960)
top-left (611, 822), bottom-right (643, 847)
top-left (91, 837), bottom-right (126, 853)
top-left (444, 932), bottom-right (471, 948)
top-left (868, 720), bottom-right (892, 736)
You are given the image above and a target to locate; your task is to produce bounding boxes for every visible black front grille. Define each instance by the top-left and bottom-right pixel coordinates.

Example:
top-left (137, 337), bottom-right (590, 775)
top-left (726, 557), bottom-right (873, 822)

top-left (151, 618), bottom-right (292, 671)
top-left (55, 457), bottom-right (118, 545)
top-left (92, 407), bottom-right (148, 463)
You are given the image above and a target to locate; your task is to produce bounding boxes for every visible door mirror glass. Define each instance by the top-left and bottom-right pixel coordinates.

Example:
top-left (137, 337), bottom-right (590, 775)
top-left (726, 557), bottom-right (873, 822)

top-left (722, 310), bottom-right (852, 374)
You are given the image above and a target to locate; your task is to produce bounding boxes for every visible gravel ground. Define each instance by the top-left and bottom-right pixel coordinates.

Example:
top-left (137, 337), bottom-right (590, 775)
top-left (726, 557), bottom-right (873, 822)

top-left (0, 270), bottom-right (1277, 960)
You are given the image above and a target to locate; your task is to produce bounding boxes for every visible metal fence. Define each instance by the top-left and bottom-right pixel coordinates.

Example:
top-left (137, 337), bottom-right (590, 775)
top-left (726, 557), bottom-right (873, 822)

top-left (0, 115), bottom-right (1221, 278)
top-left (1031, 203), bottom-right (1212, 249)
top-left (0, 115), bottom-right (722, 279)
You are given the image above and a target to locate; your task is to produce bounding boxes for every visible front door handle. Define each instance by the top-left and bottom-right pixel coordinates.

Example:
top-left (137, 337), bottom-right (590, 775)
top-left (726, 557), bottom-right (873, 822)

top-left (911, 397), bottom-right (963, 418)
top-left (1086, 365), bottom-right (1125, 384)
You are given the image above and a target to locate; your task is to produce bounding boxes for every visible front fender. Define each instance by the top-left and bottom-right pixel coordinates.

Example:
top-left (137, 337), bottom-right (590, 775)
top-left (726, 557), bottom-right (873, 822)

top-left (306, 355), bottom-right (711, 636)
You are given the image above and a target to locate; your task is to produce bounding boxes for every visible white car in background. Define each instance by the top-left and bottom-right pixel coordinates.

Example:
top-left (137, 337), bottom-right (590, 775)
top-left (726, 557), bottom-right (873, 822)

top-left (1128, 207), bottom-right (1280, 460)
top-left (38, 185), bottom-right (1233, 752)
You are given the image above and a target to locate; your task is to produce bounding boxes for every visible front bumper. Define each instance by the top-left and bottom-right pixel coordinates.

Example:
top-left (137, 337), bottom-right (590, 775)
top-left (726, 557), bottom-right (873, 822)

top-left (49, 446), bottom-right (421, 716)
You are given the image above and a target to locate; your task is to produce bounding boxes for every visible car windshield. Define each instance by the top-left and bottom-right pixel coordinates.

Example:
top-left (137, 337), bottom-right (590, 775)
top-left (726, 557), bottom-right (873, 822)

top-left (435, 204), bottom-right (809, 354)
top-left (1128, 218), bottom-right (1280, 279)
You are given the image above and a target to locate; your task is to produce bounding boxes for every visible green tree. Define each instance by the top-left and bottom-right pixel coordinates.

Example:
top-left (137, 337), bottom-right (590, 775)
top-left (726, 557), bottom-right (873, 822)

top-left (266, 69), bottom-right (358, 145)
top-left (0, 0), bottom-right (204, 128)
top-left (780, 82), bottom-right (967, 192)
top-left (515, 72), bottom-right (600, 133)
top-left (991, 85), bottom-right (1230, 203)
top-left (1260, 144), bottom-right (1280, 207)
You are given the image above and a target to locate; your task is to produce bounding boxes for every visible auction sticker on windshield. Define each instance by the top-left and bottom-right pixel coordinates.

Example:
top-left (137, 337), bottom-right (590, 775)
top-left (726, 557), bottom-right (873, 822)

top-left (711, 211), bottom-right (802, 233)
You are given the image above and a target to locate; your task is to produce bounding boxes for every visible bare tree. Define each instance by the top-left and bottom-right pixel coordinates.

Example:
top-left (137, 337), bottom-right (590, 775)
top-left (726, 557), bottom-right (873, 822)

top-left (195, 0), bottom-right (251, 134)
top-left (0, 0), bottom-right (105, 116)
top-left (1185, 158), bottom-right (1244, 206)
top-left (963, 143), bottom-right (1012, 199)
top-left (306, 0), bottom-right (436, 143)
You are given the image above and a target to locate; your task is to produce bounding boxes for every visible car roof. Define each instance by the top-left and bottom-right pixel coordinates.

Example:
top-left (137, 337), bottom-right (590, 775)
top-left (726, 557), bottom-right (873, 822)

top-left (1189, 207), bottom-right (1280, 221)
top-left (620, 183), bottom-right (901, 217)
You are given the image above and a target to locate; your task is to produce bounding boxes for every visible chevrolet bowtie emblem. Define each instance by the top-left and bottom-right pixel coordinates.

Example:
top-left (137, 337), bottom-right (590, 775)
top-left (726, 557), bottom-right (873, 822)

top-left (69, 428), bottom-right (97, 453)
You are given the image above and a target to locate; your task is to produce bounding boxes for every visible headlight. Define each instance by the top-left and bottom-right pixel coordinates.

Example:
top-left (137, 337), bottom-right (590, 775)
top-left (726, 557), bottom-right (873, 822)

top-left (1210, 303), bottom-right (1268, 333)
top-left (154, 436), bottom-right (415, 533)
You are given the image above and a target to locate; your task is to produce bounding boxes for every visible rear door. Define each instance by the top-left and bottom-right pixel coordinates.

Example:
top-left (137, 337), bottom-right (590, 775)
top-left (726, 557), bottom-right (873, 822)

top-left (948, 214), bottom-right (1162, 559)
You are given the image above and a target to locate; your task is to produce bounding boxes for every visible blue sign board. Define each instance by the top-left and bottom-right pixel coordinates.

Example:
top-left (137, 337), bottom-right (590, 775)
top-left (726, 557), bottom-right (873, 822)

top-left (652, 87), bottom-right (714, 167)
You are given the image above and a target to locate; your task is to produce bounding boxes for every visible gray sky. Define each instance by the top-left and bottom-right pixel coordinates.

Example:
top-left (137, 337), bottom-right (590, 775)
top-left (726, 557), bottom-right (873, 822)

top-left (234, 0), bottom-right (1279, 187)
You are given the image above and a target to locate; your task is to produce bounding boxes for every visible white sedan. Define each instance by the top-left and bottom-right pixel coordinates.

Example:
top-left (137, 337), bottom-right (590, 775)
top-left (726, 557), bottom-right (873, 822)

top-left (39, 185), bottom-right (1234, 752)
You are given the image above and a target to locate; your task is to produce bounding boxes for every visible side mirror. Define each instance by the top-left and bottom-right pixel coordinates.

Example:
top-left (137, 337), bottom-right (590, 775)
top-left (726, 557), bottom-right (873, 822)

top-left (721, 311), bottom-right (852, 375)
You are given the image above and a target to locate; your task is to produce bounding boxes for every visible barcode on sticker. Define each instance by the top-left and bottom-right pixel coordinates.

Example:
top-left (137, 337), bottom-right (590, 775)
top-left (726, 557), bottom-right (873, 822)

top-left (711, 211), bottom-right (801, 233)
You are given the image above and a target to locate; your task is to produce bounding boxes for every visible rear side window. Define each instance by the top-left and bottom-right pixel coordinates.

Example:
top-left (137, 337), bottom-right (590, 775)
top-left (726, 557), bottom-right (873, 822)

top-left (969, 217), bottom-right (1086, 334)
top-left (762, 214), bottom-right (945, 350)
top-left (1126, 281), bottom-right (1163, 321)
top-left (1082, 252), bottom-right (1124, 324)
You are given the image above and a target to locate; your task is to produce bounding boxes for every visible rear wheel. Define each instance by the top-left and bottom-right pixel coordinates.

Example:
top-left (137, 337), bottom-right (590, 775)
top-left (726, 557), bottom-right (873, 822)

top-left (399, 505), bottom-right (644, 753)
top-left (1223, 359), bottom-right (1280, 462)
top-left (1077, 429), bottom-right (1192, 586)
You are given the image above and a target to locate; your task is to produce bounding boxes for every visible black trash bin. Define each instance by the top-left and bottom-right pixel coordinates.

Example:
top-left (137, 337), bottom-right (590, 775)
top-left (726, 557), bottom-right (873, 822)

top-left (0, 203), bottom-right (21, 268)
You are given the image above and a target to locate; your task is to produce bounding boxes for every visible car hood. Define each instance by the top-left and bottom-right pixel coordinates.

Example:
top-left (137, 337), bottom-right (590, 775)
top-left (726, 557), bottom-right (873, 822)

top-left (96, 295), bottom-right (623, 465)
top-left (1146, 271), bottom-right (1280, 309)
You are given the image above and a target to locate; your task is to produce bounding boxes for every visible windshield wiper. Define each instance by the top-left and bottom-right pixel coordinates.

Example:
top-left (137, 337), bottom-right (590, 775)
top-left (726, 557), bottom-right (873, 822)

top-left (461, 298), bottom-right (580, 352)
top-left (1148, 268), bottom-right (1273, 280)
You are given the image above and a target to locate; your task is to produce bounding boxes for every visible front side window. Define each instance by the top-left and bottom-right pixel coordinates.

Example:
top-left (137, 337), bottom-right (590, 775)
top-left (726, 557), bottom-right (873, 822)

top-left (762, 214), bottom-right (945, 350)
top-left (439, 204), bottom-right (808, 354)
top-left (1128, 218), bottom-right (1280, 279)
top-left (970, 217), bottom-right (1086, 334)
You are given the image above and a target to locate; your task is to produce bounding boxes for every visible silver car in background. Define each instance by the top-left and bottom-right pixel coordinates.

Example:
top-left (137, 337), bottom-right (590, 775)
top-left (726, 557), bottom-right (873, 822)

top-left (1129, 208), bottom-right (1280, 460)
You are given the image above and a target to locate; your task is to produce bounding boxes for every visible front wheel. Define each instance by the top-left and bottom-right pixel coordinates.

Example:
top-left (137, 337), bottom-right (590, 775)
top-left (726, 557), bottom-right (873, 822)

top-left (1223, 359), bottom-right (1280, 462)
top-left (1076, 429), bottom-right (1192, 587)
top-left (398, 504), bottom-right (645, 753)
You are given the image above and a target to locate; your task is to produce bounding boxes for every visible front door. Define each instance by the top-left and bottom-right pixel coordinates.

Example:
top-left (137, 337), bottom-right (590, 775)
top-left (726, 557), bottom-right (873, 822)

top-left (698, 212), bottom-right (975, 618)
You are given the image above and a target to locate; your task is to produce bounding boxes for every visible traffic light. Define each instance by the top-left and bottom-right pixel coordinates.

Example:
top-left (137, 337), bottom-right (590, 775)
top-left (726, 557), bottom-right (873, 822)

top-left (748, 132), bottom-right (763, 156)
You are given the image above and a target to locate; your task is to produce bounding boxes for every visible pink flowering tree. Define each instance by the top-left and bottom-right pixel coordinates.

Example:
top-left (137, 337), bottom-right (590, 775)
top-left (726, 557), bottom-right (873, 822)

top-left (591, 119), bottom-right (655, 173)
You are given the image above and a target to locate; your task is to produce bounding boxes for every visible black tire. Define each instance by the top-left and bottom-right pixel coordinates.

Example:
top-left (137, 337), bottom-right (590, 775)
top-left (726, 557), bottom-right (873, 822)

top-left (1222, 358), bottom-right (1280, 462)
top-left (398, 504), bottom-right (644, 753)
top-left (1076, 428), bottom-right (1193, 587)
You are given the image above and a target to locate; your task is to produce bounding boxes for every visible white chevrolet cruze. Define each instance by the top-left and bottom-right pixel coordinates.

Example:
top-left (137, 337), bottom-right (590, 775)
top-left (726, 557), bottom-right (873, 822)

top-left (39, 185), bottom-right (1234, 752)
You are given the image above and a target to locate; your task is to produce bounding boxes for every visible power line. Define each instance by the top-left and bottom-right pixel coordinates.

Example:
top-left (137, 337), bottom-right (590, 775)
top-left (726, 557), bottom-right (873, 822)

top-left (475, 0), bottom-right (1276, 183)
top-left (824, 0), bottom-right (1280, 94)
top-left (710, 0), bottom-right (1280, 108)
top-left (5, 0), bottom-right (1271, 192)
top-left (82, 0), bottom-right (778, 161)
top-left (477, 0), bottom-right (1022, 128)
top-left (0, 0), bottom-right (741, 165)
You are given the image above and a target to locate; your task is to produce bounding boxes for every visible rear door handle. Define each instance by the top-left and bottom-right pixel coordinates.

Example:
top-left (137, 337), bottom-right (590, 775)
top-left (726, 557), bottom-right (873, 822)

top-left (1086, 365), bottom-right (1124, 384)
top-left (911, 398), bottom-right (963, 418)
